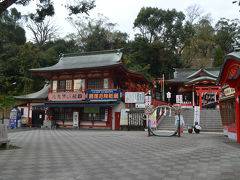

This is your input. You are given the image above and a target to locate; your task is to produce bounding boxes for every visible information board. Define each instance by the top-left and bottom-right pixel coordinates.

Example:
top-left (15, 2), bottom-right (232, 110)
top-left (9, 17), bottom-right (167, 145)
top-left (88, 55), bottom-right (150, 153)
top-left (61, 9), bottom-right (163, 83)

top-left (125, 92), bottom-right (145, 103)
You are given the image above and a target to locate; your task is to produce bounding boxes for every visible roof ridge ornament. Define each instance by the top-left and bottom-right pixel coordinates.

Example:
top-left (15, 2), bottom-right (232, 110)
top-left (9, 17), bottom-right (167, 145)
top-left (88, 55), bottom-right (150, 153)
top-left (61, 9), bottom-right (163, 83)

top-left (232, 38), bottom-right (240, 52)
top-left (61, 49), bottom-right (122, 57)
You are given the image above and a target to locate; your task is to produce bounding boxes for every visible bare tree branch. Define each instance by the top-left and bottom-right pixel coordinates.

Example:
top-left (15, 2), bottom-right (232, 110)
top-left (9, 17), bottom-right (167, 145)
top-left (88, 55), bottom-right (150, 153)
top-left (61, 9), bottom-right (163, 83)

top-left (27, 18), bottom-right (59, 47)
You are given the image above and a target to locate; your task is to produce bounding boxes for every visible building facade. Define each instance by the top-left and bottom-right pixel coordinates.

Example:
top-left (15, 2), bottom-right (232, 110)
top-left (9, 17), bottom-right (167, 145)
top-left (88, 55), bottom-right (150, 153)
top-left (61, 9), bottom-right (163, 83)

top-left (166, 68), bottom-right (221, 110)
top-left (218, 51), bottom-right (240, 142)
top-left (15, 50), bottom-right (150, 130)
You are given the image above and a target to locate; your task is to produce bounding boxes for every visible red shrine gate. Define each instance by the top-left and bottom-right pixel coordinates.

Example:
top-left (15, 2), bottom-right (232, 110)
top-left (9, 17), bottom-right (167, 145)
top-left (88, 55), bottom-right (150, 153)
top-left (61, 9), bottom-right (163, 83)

top-left (195, 86), bottom-right (221, 110)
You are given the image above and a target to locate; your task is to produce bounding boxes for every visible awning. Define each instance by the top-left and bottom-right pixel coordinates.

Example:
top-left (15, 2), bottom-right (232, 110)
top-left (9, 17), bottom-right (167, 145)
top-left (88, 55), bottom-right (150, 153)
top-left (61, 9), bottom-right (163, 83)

top-left (36, 103), bottom-right (116, 108)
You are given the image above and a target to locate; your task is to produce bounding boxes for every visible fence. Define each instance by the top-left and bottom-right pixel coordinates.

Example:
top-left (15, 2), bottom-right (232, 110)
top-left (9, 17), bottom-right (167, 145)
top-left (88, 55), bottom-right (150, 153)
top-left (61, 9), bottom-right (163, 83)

top-left (127, 110), bottom-right (145, 130)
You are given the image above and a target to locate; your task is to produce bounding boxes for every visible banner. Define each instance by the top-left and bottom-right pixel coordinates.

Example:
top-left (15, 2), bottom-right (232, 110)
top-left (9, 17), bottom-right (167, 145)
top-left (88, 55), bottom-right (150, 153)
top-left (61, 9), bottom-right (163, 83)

top-left (49, 92), bottom-right (85, 101)
top-left (125, 92), bottom-right (145, 103)
top-left (87, 89), bottom-right (121, 101)
top-left (120, 109), bottom-right (129, 125)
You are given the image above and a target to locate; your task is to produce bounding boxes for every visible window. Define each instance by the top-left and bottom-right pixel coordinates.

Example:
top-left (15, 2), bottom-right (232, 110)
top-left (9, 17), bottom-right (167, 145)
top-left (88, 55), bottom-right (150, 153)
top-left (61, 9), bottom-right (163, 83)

top-left (87, 79), bottom-right (101, 89)
top-left (52, 80), bottom-right (57, 92)
top-left (58, 80), bottom-right (72, 91)
top-left (103, 78), bottom-right (109, 89)
top-left (59, 80), bottom-right (66, 91)
top-left (80, 107), bottom-right (106, 121)
top-left (74, 79), bottom-right (85, 91)
top-left (52, 108), bottom-right (73, 120)
top-left (66, 80), bottom-right (72, 91)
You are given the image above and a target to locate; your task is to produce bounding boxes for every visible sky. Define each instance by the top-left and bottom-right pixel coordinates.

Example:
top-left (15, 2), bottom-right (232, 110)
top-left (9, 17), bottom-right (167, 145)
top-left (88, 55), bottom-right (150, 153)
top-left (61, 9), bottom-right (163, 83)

top-left (16, 0), bottom-right (240, 41)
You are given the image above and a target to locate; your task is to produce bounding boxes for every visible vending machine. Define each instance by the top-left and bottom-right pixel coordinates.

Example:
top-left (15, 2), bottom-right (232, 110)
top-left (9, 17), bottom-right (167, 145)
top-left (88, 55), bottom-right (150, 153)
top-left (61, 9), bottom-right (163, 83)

top-left (9, 108), bottom-right (21, 128)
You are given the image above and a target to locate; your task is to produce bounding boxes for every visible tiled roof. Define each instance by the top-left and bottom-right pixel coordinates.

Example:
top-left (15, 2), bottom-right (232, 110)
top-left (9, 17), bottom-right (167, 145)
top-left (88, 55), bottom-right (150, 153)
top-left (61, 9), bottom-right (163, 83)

top-left (14, 83), bottom-right (50, 100)
top-left (167, 68), bottom-right (220, 83)
top-left (30, 49), bottom-right (123, 72)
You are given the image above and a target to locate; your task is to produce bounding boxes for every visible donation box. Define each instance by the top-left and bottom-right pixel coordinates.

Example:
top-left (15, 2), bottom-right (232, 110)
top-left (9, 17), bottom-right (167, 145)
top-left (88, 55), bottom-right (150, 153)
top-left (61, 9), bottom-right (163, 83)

top-left (9, 108), bottom-right (21, 128)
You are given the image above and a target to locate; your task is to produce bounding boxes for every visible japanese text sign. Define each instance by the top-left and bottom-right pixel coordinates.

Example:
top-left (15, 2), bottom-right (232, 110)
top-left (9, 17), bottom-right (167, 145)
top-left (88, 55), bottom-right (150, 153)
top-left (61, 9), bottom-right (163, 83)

top-left (48, 92), bottom-right (85, 101)
top-left (87, 89), bottom-right (121, 101)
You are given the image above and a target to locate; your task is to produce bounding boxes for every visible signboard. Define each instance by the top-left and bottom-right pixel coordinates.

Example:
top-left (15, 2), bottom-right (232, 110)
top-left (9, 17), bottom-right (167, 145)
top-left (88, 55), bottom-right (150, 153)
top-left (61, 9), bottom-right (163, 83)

top-left (48, 92), bottom-right (85, 101)
top-left (194, 106), bottom-right (200, 125)
top-left (167, 92), bottom-right (171, 99)
top-left (145, 105), bottom-right (154, 115)
top-left (73, 112), bottom-right (79, 127)
top-left (125, 92), bottom-right (145, 103)
top-left (135, 103), bottom-right (145, 108)
top-left (120, 109), bottom-right (129, 125)
top-left (145, 95), bottom-right (152, 106)
top-left (145, 110), bottom-right (157, 128)
top-left (87, 89), bottom-right (121, 101)
top-left (176, 95), bottom-right (183, 104)
top-left (224, 87), bottom-right (235, 96)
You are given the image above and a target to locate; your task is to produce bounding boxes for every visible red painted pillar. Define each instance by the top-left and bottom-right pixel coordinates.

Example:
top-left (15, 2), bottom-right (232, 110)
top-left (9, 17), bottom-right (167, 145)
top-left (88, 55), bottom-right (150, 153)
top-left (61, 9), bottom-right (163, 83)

top-left (235, 92), bottom-right (240, 143)
top-left (107, 107), bottom-right (112, 128)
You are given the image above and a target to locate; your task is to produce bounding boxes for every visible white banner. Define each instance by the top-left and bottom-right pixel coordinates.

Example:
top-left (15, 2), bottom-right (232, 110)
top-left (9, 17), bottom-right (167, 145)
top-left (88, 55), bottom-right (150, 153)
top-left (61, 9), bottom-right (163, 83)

top-left (125, 92), bottom-right (145, 103)
top-left (194, 106), bottom-right (200, 125)
top-left (73, 112), bottom-right (79, 127)
top-left (120, 109), bottom-right (130, 125)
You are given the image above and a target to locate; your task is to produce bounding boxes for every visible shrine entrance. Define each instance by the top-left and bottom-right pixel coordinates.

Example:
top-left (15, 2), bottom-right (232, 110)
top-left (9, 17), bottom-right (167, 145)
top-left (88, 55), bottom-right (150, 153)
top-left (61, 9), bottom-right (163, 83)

top-left (195, 86), bottom-right (221, 110)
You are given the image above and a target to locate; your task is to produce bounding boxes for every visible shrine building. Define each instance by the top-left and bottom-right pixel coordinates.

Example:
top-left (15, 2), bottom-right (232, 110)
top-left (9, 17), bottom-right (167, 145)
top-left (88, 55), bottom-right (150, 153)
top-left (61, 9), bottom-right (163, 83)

top-left (218, 51), bottom-right (240, 142)
top-left (166, 67), bottom-right (221, 110)
top-left (15, 49), bottom-right (150, 129)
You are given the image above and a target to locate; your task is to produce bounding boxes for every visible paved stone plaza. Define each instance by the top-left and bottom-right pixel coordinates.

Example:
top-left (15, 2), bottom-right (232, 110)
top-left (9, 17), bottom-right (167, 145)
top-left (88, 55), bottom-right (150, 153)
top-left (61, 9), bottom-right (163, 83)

top-left (1, 129), bottom-right (240, 180)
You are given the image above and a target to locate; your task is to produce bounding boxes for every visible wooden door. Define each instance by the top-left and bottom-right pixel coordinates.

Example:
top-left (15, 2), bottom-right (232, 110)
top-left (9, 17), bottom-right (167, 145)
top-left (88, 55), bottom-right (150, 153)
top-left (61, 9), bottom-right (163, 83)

top-left (115, 112), bottom-right (120, 130)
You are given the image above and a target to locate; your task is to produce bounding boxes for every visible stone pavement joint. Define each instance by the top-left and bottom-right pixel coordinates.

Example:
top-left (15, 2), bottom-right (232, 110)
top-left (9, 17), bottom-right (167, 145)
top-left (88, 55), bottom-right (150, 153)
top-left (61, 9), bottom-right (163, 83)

top-left (0, 129), bottom-right (240, 180)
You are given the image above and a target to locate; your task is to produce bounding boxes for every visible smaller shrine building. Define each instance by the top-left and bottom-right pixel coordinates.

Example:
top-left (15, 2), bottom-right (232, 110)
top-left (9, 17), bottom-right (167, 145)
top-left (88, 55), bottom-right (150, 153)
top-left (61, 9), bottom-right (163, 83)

top-left (166, 67), bottom-right (220, 110)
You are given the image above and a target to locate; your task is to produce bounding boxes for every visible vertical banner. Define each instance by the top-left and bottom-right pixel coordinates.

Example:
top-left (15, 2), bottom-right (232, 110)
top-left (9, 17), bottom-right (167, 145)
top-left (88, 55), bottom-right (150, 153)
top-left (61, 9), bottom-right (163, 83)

top-left (194, 106), bottom-right (200, 125)
top-left (73, 112), bottom-right (79, 127)
top-left (147, 110), bottom-right (157, 128)
top-left (120, 109), bottom-right (129, 125)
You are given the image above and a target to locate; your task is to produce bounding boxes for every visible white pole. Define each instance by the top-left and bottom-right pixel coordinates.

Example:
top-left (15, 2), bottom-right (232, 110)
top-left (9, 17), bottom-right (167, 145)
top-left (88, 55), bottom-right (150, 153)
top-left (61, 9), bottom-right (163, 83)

top-left (162, 74), bottom-right (165, 102)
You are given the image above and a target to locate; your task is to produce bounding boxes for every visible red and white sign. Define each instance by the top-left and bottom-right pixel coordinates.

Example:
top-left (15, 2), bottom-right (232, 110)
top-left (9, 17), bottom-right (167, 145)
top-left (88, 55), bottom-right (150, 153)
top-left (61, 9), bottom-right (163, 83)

top-left (176, 95), bottom-right (183, 104)
top-left (48, 92), bottom-right (85, 101)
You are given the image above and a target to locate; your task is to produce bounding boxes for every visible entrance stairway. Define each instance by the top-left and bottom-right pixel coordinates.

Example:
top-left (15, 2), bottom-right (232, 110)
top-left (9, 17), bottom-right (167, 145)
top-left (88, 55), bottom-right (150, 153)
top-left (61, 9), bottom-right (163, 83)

top-left (157, 108), bottom-right (223, 132)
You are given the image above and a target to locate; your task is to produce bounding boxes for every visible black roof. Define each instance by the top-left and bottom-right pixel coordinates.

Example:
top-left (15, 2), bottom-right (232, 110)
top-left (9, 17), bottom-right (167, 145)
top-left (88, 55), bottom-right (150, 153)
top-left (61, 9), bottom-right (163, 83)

top-left (167, 68), bottom-right (220, 84)
top-left (30, 49), bottom-right (123, 72)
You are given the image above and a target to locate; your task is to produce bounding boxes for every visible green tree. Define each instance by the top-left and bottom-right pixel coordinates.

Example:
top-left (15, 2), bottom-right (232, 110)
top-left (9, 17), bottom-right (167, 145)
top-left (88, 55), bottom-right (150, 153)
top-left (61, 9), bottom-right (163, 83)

top-left (133, 7), bottom-right (194, 55)
top-left (0, 8), bottom-right (26, 95)
top-left (123, 36), bottom-right (183, 80)
top-left (0, 0), bottom-right (95, 22)
top-left (213, 45), bottom-right (225, 67)
top-left (17, 42), bottom-right (43, 94)
top-left (214, 18), bottom-right (240, 54)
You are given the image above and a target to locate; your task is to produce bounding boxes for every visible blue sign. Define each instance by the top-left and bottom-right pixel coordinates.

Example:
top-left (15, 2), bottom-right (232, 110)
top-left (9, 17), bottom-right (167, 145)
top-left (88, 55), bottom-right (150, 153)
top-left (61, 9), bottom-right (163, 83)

top-left (87, 89), bottom-right (121, 101)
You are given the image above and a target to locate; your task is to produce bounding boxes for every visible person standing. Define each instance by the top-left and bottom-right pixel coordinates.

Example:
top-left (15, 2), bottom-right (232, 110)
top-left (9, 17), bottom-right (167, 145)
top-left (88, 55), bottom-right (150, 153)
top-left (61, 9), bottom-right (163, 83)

top-left (174, 111), bottom-right (185, 133)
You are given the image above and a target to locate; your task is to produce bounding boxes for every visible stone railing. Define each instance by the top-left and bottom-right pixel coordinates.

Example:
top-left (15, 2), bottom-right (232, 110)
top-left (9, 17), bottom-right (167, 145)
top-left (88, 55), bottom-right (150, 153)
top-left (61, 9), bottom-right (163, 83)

top-left (0, 124), bottom-right (9, 149)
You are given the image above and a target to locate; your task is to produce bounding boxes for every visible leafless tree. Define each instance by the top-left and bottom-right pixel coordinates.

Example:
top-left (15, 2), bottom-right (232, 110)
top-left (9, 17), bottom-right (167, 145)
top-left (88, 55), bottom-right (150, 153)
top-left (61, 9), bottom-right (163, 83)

top-left (185, 4), bottom-right (203, 24)
top-left (27, 18), bottom-right (59, 47)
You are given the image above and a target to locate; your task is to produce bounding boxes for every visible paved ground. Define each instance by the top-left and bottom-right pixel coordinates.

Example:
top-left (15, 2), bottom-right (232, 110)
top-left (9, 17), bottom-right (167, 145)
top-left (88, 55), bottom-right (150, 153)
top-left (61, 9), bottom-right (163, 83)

top-left (1, 129), bottom-right (240, 180)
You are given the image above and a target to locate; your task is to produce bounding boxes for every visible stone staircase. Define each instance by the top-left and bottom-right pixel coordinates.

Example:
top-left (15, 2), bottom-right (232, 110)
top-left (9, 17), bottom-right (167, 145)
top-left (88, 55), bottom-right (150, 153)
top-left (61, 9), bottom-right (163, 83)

top-left (157, 108), bottom-right (223, 132)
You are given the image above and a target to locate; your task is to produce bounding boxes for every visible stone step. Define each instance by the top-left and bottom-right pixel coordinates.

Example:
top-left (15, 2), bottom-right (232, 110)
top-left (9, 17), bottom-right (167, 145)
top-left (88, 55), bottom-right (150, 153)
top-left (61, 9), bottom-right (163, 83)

top-left (157, 108), bottom-right (222, 132)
